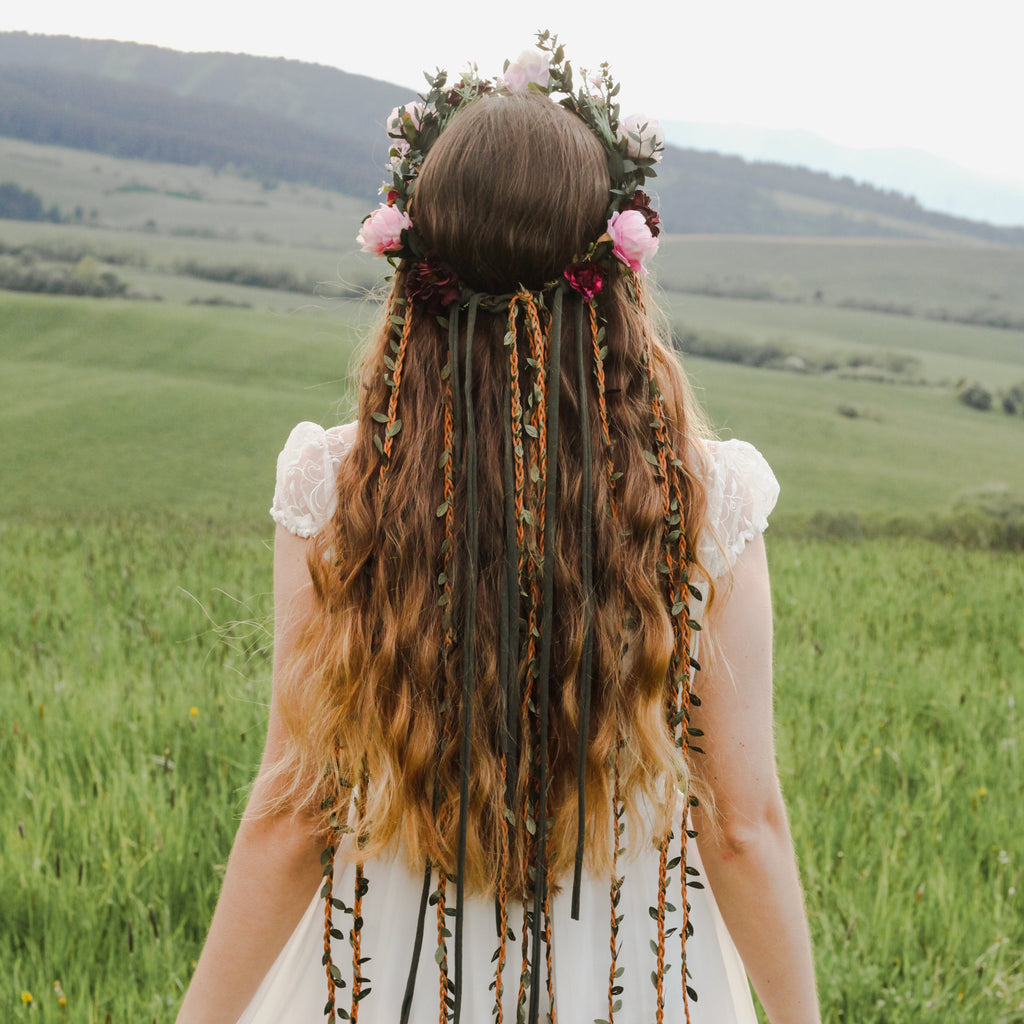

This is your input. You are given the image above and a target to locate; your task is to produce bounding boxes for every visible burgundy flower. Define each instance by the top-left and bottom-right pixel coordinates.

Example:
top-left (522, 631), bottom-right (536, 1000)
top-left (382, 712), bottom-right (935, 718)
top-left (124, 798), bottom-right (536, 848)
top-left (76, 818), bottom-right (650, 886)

top-left (620, 190), bottom-right (661, 238)
top-left (406, 253), bottom-right (461, 316)
top-left (564, 261), bottom-right (607, 300)
top-left (446, 79), bottom-right (494, 108)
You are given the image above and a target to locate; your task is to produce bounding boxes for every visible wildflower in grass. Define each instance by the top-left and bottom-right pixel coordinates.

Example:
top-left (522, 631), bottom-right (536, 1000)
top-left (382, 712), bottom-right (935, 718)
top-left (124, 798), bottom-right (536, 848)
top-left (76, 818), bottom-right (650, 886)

top-left (54, 980), bottom-right (66, 1007)
top-left (21, 991), bottom-right (32, 1005)
top-left (189, 706), bottom-right (199, 718)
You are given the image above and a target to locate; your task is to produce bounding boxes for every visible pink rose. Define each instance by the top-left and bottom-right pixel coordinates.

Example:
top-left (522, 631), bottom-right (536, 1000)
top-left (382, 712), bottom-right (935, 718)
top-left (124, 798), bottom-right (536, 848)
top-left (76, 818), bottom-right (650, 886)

top-left (617, 113), bottom-right (665, 162)
top-left (357, 204), bottom-right (412, 255)
top-left (607, 210), bottom-right (659, 274)
top-left (386, 101), bottom-right (424, 140)
top-left (502, 50), bottom-right (551, 93)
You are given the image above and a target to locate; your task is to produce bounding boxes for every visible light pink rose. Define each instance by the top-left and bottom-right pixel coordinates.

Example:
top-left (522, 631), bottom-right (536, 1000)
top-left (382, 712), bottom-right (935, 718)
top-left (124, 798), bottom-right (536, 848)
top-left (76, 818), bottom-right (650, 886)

top-left (617, 113), bottom-right (665, 162)
top-left (502, 50), bottom-right (551, 94)
top-left (607, 210), bottom-right (659, 274)
top-left (386, 101), bottom-right (424, 139)
top-left (357, 204), bottom-right (412, 255)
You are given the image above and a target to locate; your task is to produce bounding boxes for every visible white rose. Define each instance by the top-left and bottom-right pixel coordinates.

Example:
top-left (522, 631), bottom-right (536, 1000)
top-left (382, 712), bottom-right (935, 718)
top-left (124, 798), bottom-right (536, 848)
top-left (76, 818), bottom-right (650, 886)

top-left (617, 113), bottom-right (665, 162)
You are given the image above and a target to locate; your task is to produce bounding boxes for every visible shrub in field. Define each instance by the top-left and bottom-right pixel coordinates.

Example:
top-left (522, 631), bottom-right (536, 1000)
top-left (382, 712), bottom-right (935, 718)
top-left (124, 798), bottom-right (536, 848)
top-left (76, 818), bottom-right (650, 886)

top-left (956, 380), bottom-right (993, 411)
top-left (999, 382), bottom-right (1024, 416)
top-left (0, 254), bottom-right (128, 297)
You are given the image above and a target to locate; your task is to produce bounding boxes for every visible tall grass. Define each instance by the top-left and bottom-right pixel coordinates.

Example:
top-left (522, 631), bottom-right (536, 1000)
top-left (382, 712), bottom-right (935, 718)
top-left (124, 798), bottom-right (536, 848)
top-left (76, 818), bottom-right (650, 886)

top-left (2, 520), bottom-right (1021, 1021)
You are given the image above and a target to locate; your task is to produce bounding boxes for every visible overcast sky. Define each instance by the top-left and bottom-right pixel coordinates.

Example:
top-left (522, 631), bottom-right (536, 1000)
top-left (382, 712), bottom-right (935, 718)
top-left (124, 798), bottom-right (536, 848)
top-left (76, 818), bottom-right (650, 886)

top-left (6, 0), bottom-right (1023, 188)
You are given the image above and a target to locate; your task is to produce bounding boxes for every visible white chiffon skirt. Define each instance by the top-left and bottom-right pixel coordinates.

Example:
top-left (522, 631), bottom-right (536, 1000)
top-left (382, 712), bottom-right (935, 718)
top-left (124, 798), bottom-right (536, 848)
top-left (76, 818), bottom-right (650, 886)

top-left (237, 806), bottom-right (756, 1024)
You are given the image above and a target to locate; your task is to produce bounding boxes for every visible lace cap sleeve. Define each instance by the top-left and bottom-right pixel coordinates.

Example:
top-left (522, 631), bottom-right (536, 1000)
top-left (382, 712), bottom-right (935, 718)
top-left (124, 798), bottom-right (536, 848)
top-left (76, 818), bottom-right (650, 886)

top-left (697, 439), bottom-right (780, 579)
top-left (269, 421), bottom-right (356, 538)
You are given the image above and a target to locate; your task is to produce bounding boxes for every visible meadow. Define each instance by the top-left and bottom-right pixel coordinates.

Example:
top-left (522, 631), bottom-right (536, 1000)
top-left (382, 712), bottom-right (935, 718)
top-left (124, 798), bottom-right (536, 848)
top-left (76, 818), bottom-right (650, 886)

top-left (2, 141), bottom-right (1024, 1020)
top-left (3, 521), bottom-right (1021, 1022)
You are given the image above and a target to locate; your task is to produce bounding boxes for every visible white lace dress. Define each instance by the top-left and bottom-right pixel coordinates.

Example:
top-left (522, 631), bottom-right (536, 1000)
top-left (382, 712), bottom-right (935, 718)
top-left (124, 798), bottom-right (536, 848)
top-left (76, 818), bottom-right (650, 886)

top-left (242, 421), bottom-right (779, 1024)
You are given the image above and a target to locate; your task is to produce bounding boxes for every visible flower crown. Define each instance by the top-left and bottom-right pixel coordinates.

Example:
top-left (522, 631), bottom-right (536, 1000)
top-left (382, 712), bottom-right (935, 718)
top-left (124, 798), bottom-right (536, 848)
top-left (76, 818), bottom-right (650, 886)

top-left (356, 31), bottom-right (665, 311)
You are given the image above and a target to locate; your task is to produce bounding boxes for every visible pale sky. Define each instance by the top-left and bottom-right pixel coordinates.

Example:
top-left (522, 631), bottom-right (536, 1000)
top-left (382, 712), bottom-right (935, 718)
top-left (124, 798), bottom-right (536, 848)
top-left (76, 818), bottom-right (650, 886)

top-left (6, 0), bottom-right (1024, 188)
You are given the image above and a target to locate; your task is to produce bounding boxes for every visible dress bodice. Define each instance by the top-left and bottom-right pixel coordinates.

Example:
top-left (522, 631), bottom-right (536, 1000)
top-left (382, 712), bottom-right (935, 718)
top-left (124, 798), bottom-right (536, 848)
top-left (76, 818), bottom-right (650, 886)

top-left (270, 420), bottom-right (779, 578)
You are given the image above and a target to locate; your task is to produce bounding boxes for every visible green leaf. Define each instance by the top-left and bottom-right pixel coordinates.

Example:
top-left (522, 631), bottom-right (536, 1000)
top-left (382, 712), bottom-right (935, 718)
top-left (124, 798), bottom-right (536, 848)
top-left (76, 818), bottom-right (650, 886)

top-left (386, 419), bottom-right (402, 438)
top-left (642, 449), bottom-right (661, 467)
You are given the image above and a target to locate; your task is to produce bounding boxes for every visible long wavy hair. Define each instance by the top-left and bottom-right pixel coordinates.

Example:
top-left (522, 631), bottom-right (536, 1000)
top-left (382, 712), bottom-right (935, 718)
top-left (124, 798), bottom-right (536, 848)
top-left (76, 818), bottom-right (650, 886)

top-left (270, 94), bottom-right (712, 901)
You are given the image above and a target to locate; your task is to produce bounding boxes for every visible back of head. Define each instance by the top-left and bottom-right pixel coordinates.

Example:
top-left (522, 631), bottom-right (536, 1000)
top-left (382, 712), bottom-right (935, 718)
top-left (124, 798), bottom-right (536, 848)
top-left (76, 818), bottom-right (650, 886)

top-left (273, 42), bottom-right (713, 1017)
top-left (414, 93), bottom-right (609, 293)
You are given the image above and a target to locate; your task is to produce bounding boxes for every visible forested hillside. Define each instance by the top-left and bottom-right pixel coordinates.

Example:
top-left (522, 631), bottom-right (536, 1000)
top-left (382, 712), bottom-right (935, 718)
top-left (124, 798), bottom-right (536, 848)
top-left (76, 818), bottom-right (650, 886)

top-left (1, 31), bottom-right (1022, 244)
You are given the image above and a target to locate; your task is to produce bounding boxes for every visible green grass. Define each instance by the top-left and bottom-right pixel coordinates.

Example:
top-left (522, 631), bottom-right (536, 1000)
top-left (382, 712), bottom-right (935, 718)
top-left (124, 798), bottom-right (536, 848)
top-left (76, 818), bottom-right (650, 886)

top-left (1, 516), bottom-right (273, 1022)
top-left (1, 137), bottom-right (368, 248)
top-left (0, 293), bottom-right (365, 522)
top-left (770, 537), bottom-right (1024, 1023)
top-left (5, 292), bottom-right (1021, 530)
top-left (655, 235), bottom-right (1024, 323)
top-left (1, 283), bottom-right (1022, 1022)
top-left (663, 292), bottom-right (1024, 389)
top-left (683, 356), bottom-right (1024, 521)
top-left (2, 521), bottom-right (1021, 1022)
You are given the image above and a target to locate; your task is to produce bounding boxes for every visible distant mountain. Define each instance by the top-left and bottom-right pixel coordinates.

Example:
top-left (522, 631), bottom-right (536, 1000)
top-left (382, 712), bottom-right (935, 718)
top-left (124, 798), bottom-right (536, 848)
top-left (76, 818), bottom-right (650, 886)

top-left (1, 32), bottom-right (1022, 246)
top-left (663, 121), bottom-right (1024, 228)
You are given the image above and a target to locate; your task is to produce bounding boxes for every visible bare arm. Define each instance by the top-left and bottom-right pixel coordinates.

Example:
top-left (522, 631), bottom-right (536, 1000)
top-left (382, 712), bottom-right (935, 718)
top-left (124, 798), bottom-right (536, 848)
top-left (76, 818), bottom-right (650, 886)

top-left (691, 534), bottom-right (820, 1024)
top-left (175, 526), bottom-right (325, 1024)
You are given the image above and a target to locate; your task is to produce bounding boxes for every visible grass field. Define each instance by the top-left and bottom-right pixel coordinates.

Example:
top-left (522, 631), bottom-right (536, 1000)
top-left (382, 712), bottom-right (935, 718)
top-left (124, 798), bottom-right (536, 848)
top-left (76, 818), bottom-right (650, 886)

top-left (3, 292), bottom-right (1022, 530)
top-left (2, 520), bottom-right (1021, 1022)
top-left (2, 143), bottom-right (1023, 1020)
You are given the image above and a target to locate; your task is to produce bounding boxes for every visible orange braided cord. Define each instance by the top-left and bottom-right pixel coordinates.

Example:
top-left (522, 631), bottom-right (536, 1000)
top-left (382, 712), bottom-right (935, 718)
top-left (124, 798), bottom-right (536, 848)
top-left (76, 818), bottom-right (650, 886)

top-left (436, 873), bottom-right (450, 1024)
top-left (350, 756), bottom-right (370, 1022)
top-left (440, 370), bottom-right (457, 651)
top-left (322, 833), bottom-right (338, 1020)
top-left (378, 301), bottom-right (413, 493)
top-left (589, 302), bottom-right (619, 521)
top-left (494, 753), bottom-right (511, 1024)
top-left (517, 901), bottom-right (531, 1019)
top-left (607, 728), bottom-right (625, 1024)
top-left (680, 806), bottom-right (693, 1023)
top-left (506, 296), bottom-right (527, 558)
top-left (654, 834), bottom-right (670, 1024)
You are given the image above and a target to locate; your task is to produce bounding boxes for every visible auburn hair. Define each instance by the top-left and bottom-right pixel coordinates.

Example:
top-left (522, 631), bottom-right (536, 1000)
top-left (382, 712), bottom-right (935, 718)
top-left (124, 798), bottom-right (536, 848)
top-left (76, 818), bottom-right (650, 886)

top-left (269, 93), bottom-right (711, 899)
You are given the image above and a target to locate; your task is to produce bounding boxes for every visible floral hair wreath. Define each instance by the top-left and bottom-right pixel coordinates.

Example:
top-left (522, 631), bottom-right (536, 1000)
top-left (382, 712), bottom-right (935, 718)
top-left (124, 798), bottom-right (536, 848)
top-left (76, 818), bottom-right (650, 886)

top-left (356, 31), bottom-right (665, 313)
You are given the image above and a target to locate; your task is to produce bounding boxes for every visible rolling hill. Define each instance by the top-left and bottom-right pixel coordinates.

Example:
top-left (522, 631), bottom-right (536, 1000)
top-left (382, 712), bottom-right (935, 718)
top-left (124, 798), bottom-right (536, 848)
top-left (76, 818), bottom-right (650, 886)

top-left (2, 31), bottom-right (1023, 245)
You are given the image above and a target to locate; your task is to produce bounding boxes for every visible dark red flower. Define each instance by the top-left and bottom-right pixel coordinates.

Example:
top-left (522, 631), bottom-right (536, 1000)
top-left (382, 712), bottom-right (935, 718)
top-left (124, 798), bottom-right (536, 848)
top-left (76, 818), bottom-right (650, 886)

top-left (446, 79), bottom-right (494, 108)
top-left (406, 253), bottom-right (461, 316)
top-left (385, 189), bottom-right (399, 206)
top-left (621, 190), bottom-right (661, 237)
top-left (564, 261), bottom-right (607, 300)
